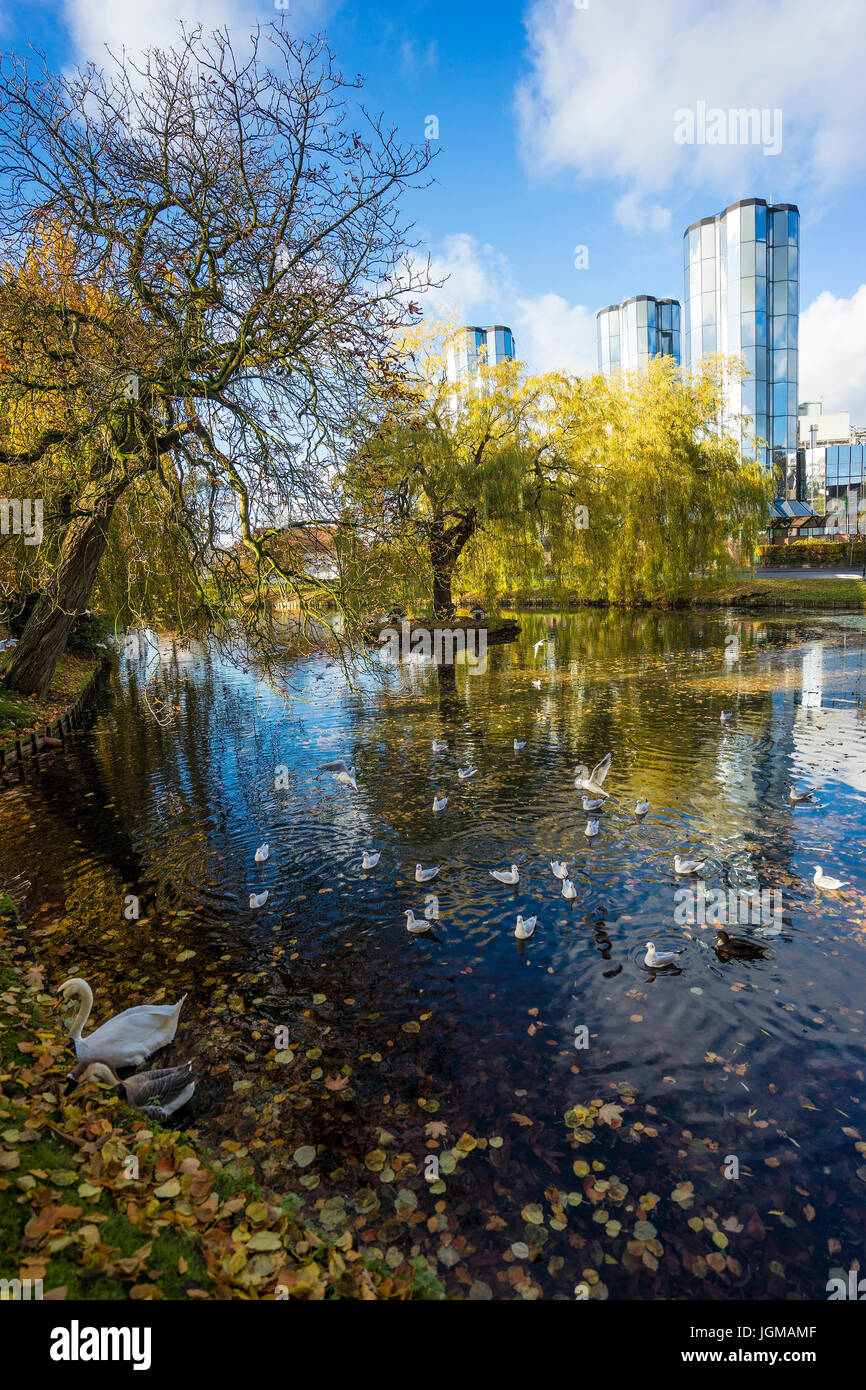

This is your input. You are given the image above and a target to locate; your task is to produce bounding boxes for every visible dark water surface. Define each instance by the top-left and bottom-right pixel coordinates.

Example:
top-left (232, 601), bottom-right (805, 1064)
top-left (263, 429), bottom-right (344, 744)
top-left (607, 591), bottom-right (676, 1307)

top-left (4, 608), bottom-right (866, 1299)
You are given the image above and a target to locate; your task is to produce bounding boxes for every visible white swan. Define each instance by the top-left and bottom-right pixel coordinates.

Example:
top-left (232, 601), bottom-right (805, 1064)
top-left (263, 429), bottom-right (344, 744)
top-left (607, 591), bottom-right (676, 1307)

top-left (56, 978), bottom-right (186, 1069)
top-left (515, 914), bottom-right (537, 940)
top-left (645, 941), bottom-right (683, 967)
top-left (490, 864), bottom-right (519, 885)
top-left (416, 863), bottom-right (439, 883)
top-left (250, 890), bottom-right (269, 909)
top-left (674, 855), bottom-right (704, 875)
top-left (405, 909), bottom-right (430, 934)
top-left (561, 879), bottom-right (577, 900)
top-left (813, 865), bottom-right (848, 892)
top-left (550, 860), bottom-right (568, 880)
top-left (433, 794), bottom-right (448, 812)
top-left (362, 850), bottom-right (381, 870)
top-left (255, 843), bottom-right (269, 863)
top-left (70, 1059), bottom-right (196, 1120)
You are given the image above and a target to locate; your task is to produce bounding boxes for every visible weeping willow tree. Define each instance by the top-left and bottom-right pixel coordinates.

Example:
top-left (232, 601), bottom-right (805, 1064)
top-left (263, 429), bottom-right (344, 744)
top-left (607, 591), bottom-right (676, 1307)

top-left (458, 354), bottom-right (771, 605)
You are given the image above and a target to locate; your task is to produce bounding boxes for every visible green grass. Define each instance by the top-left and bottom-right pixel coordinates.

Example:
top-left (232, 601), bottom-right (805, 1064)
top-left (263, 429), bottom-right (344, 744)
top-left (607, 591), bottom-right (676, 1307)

top-left (692, 575), bottom-right (866, 607)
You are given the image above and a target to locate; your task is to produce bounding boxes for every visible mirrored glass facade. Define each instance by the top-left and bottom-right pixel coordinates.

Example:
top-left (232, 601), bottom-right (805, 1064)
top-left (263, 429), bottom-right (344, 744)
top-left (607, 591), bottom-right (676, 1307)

top-left (596, 295), bottom-right (681, 375)
top-left (447, 325), bottom-right (516, 381)
top-left (684, 199), bottom-right (799, 492)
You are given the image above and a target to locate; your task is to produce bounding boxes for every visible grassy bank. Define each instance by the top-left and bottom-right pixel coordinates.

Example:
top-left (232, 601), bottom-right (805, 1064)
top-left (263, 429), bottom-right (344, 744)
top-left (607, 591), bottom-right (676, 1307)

top-left (491, 576), bottom-right (866, 612)
top-left (0, 909), bottom-right (441, 1300)
top-left (0, 649), bottom-right (101, 746)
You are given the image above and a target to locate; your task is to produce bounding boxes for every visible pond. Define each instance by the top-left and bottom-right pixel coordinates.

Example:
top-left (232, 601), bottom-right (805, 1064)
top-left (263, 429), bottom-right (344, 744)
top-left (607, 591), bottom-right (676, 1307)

top-left (3, 607), bottom-right (866, 1300)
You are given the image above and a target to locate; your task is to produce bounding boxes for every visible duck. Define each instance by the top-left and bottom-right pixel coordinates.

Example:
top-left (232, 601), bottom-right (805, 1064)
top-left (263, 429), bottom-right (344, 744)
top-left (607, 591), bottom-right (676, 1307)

top-left (714, 930), bottom-right (768, 960)
top-left (490, 864), bottom-right (519, 885)
top-left (68, 1059), bottom-right (196, 1120)
top-left (404, 909), bottom-right (430, 935)
top-left (249, 890), bottom-right (269, 909)
top-left (789, 787), bottom-right (813, 804)
top-left (813, 865), bottom-right (848, 892)
top-left (674, 855), bottom-right (705, 875)
top-left (416, 863), bottom-right (440, 883)
top-left (55, 978), bottom-right (186, 1070)
top-left (432, 739), bottom-right (448, 752)
top-left (635, 798), bottom-right (650, 817)
top-left (254, 843), bottom-right (269, 863)
top-left (514, 739), bottom-right (526, 751)
top-left (573, 752), bottom-right (612, 799)
top-left (361, 850), bottom-right (381, 870)
top-left (550, 860), bottom-right (568, 880)
top-left (644, 941), bottom-right (683, 968)
top-left (433, 794), bottom-right (448, 813)
top-left (457, 765), bottom-right (477, 780)
top-left (515, 914), bottom-right (537, 940)
top-left (561, 878), bottom-right (577, 900)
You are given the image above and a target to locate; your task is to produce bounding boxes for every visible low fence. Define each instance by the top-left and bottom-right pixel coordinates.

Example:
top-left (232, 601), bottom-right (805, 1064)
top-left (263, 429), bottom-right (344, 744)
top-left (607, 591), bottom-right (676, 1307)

top-left (0, 656), bottom-right (111, 775)
top-left (759, 539), bottom-right (866, 568)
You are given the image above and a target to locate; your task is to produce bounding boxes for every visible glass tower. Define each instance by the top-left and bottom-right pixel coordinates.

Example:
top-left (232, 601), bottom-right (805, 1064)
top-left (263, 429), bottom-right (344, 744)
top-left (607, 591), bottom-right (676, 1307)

top-left (596, 296), bottom-right (681, 375)
top-left (447, 325), bottom-right (516, 381)
top-left (683, 198), bottom-right (799, 493)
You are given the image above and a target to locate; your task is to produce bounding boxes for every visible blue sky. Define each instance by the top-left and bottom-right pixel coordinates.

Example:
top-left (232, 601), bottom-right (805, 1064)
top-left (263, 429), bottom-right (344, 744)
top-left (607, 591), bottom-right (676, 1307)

top-left (5, 0), bottom-right (866, 414)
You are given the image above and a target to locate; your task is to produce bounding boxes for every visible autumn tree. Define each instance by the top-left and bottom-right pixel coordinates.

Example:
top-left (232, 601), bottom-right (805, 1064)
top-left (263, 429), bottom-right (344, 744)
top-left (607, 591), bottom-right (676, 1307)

top-left (0, 25), bottom-right (435, 698)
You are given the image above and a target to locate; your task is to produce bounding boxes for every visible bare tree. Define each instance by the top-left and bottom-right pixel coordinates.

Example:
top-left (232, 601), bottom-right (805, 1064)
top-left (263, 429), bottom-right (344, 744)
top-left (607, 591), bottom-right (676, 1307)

top-left (0, 24), bottom-right (435, 697)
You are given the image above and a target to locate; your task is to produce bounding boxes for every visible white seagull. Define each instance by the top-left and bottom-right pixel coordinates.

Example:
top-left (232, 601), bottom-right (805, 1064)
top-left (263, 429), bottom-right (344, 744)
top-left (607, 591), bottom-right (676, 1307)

top-left (514, 739), bottom-right (526, 751)
top-left (416, 863), bottom-right (440, 883)
top-left (433, 794), bottom-right (448, 813)
top-left (490, 864), bottom-right (519, 885)
top-left (432, 739), bottom-right (448, 752)
top-left (255, 843), bottom-right (269, 863)
top-left (674, 855), bottom-right (705, 875)
top-left (584, 819), bottom-right (600, 838)
top-left (458, 765), bottom-right (477, 780)
top-left (515, 914), bottom-right (537, 940)
top-left (581, 795), bottom-right (604, 812)
top-left (573, 752), bottom-right (613, 799)
top-left (405, 910), bottom-right (430, 934)
top-left (550, 860), bottom-right (568, 880)
top-left (561, 879), bottom-right (577, 900)
top-left (531, 679), bottom-right (542, 690)
top-left (318, 759), bottom-right (358, 791)
top-left (249, 890), bottom-right (269, 909)
top-left (813, 865), bottom-right (849, 892)
top-left (789, 787), bottom-right (813, 804)
top-left (645, 941), bottom-right (683, 968)
top-left (361, 850), bottom-right (381, 870)
top-left (720, 711), bottom-right (732, 724)
top-left (635, 798), bottom-right (650, 817)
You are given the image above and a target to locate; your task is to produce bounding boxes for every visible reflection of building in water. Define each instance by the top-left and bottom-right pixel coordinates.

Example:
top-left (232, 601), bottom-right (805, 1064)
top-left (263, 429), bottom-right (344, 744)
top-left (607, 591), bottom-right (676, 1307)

top-left (792, 635), bottom-right (866, 794)
top-left (800, 642), bottom-right (822, 709)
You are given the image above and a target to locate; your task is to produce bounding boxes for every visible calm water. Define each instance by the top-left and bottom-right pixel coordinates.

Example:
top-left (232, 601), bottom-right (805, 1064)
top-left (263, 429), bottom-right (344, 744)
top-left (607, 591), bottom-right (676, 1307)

top-left (4, 608), bottom-right (866, 1300)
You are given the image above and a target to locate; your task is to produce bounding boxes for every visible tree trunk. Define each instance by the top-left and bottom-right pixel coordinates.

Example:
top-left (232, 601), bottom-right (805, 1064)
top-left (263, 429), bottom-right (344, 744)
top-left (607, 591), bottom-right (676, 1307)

top-left (428, 510), bottom-right (476, 619)
top-left (3, 481), bottom-right (126, 700)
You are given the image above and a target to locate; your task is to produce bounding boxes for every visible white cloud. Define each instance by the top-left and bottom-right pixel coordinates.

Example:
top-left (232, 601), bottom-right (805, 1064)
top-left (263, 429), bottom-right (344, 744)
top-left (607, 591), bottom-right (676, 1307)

top-left (614, 193), bottom-right (671, 235)
top-left (800, 286), bottom-right (866, 423)
top-left (516, 0), bottom-right (866, 208)
top-left (424, 232), bottom-right (596, 376)
top-left (61, 0), bottom-right (331, 62)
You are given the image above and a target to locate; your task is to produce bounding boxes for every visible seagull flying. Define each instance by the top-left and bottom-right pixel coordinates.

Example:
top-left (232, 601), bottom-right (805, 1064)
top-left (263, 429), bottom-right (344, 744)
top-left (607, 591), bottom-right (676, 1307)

top-left (573, 752), bottom-right (613, 799)
top-left (318, 760), bottom-right (358, 791)
top-left (533, 639), bottom-right (546, 657)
